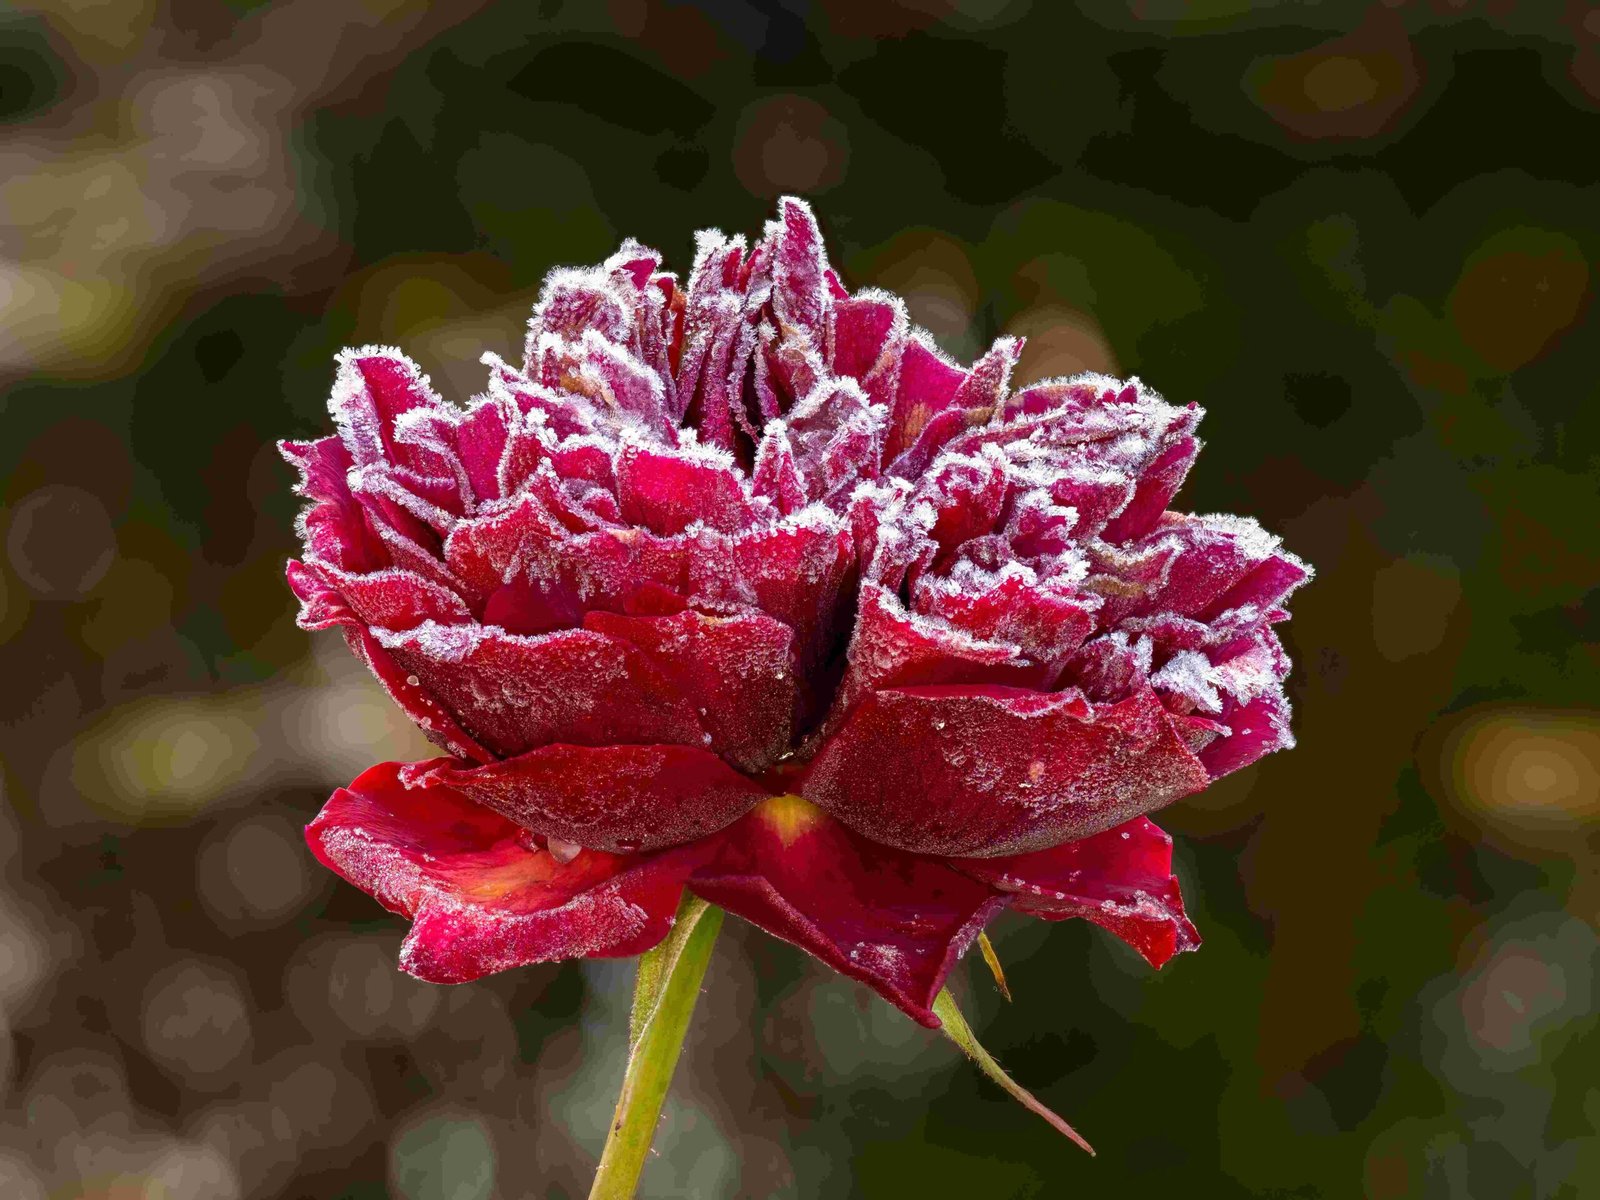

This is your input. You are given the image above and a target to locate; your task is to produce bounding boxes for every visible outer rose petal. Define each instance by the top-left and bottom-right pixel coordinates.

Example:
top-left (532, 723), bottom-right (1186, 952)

top-left (950, 816), bottom-right (1200, 967)
top-left (280, 437), bottom-right (385, 574)
top-left (802, 684), bottom-right (1212, 857)
top-left (306, 762), bottom-right (703, 983)
top-left (406, 743), bottom-right (771, 854)
top-left (828, 584), bottom-right (1026, 727)
top-left (287, 565), bottom-right (494, 762)
top-left (373, 621), bottom-right (707, 758)
top-left (688, 795), bottom-right (1005, 1027)
top-left (292, 559), bottom-right (472, 633)
top-left (1199, 688), bottom-right (1295, 779)
top-left (583, 609), bottom-right (799, 773)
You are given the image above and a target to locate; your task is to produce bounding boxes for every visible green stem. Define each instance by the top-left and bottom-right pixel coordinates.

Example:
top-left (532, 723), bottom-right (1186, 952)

top-left (588, 894), bottom-right (723, 1200)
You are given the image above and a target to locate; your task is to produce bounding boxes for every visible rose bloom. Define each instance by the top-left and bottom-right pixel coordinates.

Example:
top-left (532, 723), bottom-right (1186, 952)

top-left (284, 200), bottom-right (1308, 1026)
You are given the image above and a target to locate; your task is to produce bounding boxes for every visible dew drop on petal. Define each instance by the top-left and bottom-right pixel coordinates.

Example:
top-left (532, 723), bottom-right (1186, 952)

top-left (547, 837), bottom-right (582, 864)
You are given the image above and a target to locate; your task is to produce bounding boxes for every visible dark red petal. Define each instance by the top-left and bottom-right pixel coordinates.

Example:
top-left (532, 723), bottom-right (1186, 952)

top-left (280, 437), bottom-right (385, 574)
top-left (1103, 514), bottom-right (1292, 625)
top-left (294, 560), bottom-right (471, 633)
top-left (830, 289), bottom-right (905, 382)
top-left (830, 584), bottom-right (1026, 724)
top-left (583, 608), bottom-right (799, 773)
top-left (444, 493), bottom-right (570, 607)
top-left (331, 348), bottom-right (454, 476)
top-left (1199, 688), bottom-right (1294, 779)
top-left (572, 330), bottom-right (676, 440)
top-left (751, 425), bottom-right (808, 515)
top-left (770, 196), bottom-right (828, 340)
top-left (784, 376), bottom-right (884, 503)
top-left (526, 265), bottom-right (634, 347)
top-left (339, 624), bottom-right (496, 763)
top-left (948, 335), bottom-right (1021, 412)
top-left (1099, 435), bottom-right (1198, 543)
top-left (373, 622), bottom-right (706, 758)
top-left (885, 335), bottom-right (967, 463)
top-left (406, 743), bottom-right (770, 853)
top-left (803, 684), bottom-right (1211, 857)
top-left (1199, 551), bottom-right (1311, 623)
top-left (615, 444), bottom-right (754, 536)
top-left (916, 452), bottom-right (1010, 564)
top-left (916, 573), bottom-right (1097, 684)
top-left (950, 816), bottom-right (1200, 968)
top-left (689, 795), bottom-right (1006, 1027)
top-left (712, 515), bottom-right (855, 669)
top-left (450, 396), bottom-right (514, 505)
top-left (307, 762), bottom-right (702, 983)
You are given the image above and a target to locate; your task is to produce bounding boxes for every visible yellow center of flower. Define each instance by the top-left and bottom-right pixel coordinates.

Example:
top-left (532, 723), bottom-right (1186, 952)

top-left (759, 793), bottom-right (825, 847)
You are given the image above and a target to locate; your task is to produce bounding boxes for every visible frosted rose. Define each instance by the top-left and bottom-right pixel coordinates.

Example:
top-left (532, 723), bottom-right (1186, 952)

top-left (284, 200), bottom-right (1308, 1025)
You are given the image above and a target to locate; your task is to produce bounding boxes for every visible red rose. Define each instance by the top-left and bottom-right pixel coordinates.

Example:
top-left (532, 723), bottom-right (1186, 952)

top-left (285, 200), bottom-right (1308, 1027)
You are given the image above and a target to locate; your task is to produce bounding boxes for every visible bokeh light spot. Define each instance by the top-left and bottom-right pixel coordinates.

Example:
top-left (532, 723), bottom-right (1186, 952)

top-left (5, 485), bottom-right (116, 599)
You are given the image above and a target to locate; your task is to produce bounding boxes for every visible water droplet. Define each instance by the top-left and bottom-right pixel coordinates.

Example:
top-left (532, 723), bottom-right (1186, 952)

top-left (405, 674), bottom-right (420, 687)
top-left (547, 837), bottom-right (582, 864)
top-left (1120, 831), bottom-right (1130, 840)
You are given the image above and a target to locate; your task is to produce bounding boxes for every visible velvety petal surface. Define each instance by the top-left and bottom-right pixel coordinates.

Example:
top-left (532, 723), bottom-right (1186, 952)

top-left (404, 743), bottom-right (771, 853)
top-left (372, 622), bottom-right (707, 757)
top-left (950, 816), bottom-right (1200, 967)
top-left (306, 762), bottom-right (702, 983)
top-left (802, 684), bottom-right (1212, 857)
top-left (687, 795), bottom-right (1006, 1027)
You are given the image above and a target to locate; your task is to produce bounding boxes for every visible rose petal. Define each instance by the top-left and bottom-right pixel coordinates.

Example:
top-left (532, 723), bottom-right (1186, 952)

top-left (615, 444), bottom-right (755, 536)
top-left (688, 795), bottom-right (1005, 1027)
top-left (885, 334), bottom-right (967, 463)
top-left (373, 621), bottom-right (706, 758)
top-left (307, 761), bottom-right (702, 983)
top-left (915, 571), bottom-right (1098, 684)
top-left (803, 684), bottom-right (1211, 857)
top-left (829, 584), bottom-right (1026, 724)
top-left (751, 424), bottom-right (808, 515)
top-left (406, 742), bottom-right (771, 853)
top-left (294, 560), bottom-right (472, 633)
top-left (1099, 435), bottom-right (1198, 544)
top-left (338, 624), bottom-right (496, 762)
top-left (583, 608), bottom-right (799, 772)
top-left (770, 196), bottom-right (828, 340)
top-left (280, 437), bottom-right (385, 574)
top-left (1200, 688), bottom-right (1294, 779)
top-left (829, 288), bottom-right (906, 383)
top-left (331, 348), bottom-right (454, 477)
top-left (950, 816), bottom-right (1200, 967)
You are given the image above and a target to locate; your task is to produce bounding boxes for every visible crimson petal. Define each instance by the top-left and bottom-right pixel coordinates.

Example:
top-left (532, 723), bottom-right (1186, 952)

top-left (372, 621), bottom-right (706, 758)
top-left (950, 816), bottom-right (1200, 967)
top-left (689, 795), bottom-right (1005, 1027)
top-left (406, 743), bottom-right (770, 854)
top-left (583, 608), bottom-right (799, 773)
top-left (803, 684), bottom-right (1212, 857)
top-left (307, 762), bottom-right (703, 983)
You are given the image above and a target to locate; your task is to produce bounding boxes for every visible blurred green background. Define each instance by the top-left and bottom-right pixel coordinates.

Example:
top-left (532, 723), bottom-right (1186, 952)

top-left (1, 1), bottom-right (1597, 1197)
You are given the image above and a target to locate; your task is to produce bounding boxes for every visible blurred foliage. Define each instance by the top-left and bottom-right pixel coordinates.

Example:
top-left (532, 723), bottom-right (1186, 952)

top-left (0, 1), bottom-right (1596, 1198)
